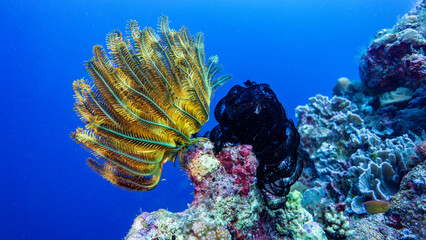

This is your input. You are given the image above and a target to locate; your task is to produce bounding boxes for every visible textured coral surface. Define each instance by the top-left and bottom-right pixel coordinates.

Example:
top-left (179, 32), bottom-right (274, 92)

top-left (385, 161), bottom-right (426, 238)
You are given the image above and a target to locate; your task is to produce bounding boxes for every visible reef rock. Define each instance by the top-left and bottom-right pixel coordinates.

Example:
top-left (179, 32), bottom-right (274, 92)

top-left (359, 2), bottom-right (426, 94)
top-left (385, 161), bottom-right (426, 239)
top-left (125, 141), bottom-right (325, 240)
top-left (337, 1), bottom-right (426, 137)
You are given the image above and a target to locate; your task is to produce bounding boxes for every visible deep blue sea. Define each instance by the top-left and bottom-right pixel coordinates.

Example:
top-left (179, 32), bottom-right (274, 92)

top-left (0, 0), bottom-right (415, 239)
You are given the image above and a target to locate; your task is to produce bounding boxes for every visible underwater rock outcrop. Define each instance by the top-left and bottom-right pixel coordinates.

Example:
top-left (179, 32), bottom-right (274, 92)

top-left (209, 80), bottom-right (303, 209)
top-left (125, 141), bottom-right (325, 240)
top-left (339, 1), bottom-right (426, 137)
top-left (359, 2), bottom-right (426, 94)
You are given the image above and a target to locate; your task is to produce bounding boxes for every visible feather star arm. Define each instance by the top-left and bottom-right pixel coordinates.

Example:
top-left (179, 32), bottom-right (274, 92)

top-left (72, 16), bottom-right (231, 191)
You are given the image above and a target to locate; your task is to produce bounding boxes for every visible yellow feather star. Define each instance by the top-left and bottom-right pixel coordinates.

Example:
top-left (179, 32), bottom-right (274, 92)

top-left (71, 16), bottom-right (231, 191)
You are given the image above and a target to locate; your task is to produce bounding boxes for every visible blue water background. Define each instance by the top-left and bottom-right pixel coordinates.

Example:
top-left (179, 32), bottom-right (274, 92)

top-left (0, 0), bottom-right (415, 239)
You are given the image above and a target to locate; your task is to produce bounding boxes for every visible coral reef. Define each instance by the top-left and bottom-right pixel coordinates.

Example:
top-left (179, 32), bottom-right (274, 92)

top-left (339, 1), bottom-right (426, 137)
top-left (72, 16), bottom-right (230, 191)
top-left (294, 3), bottom-right (426, 238)
top-left (296, 94), bottom-right (418, 214)
top-left (89, 2), bottom-right (426, 239)
top-left (359, 0), bottom-right (426, 94)
top-left (210, 80), bottom-right (303, 209)
top-left (126, 141), bottom-right (325, 240)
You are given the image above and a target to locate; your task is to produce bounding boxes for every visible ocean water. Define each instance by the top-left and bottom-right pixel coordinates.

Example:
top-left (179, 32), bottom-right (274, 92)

top-left (0, 0), bottom-right (415, 239)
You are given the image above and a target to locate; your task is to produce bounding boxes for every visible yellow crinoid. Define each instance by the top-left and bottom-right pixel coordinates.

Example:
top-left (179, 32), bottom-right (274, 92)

top-left (72, 16), bottom-right (230, 191)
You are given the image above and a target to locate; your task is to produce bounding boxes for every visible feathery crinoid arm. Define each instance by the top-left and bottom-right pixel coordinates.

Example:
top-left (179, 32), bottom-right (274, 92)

top-left (72, 16), bottom-right (231, 191)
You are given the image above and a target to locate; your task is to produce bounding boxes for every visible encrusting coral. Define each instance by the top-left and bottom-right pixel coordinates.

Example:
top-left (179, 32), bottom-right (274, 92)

top-left (72, 16), bottom-right (230, 191)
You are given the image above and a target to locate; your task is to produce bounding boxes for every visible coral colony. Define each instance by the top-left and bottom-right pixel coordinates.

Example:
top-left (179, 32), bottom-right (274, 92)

top-left (74, 2), bottom-right (426, 239)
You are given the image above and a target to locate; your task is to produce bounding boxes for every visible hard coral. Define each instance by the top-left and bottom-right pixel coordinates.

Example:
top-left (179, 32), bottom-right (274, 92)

top-left (185, 221), bottom-right (231, 240)
top-left (271, 191), bottom-right (327, 240)
top-left (296, 94), bottom-right (418, 214)
top-left (319, 204), bottom-right (354, 240)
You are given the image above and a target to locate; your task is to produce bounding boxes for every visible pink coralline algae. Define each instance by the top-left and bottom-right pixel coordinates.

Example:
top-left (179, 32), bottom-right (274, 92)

top-left (182, 143), bottom-right (258, 204)
top-left (216, 145), bottom-right (257, 196)
top-left (359, 12), bottom-right (426, 93)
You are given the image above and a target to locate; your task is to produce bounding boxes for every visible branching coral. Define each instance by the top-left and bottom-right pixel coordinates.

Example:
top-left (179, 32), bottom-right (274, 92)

top-left (72, 16), bottom-right (230, 191)
top-left (319, 204), bottom-right (353, 240)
